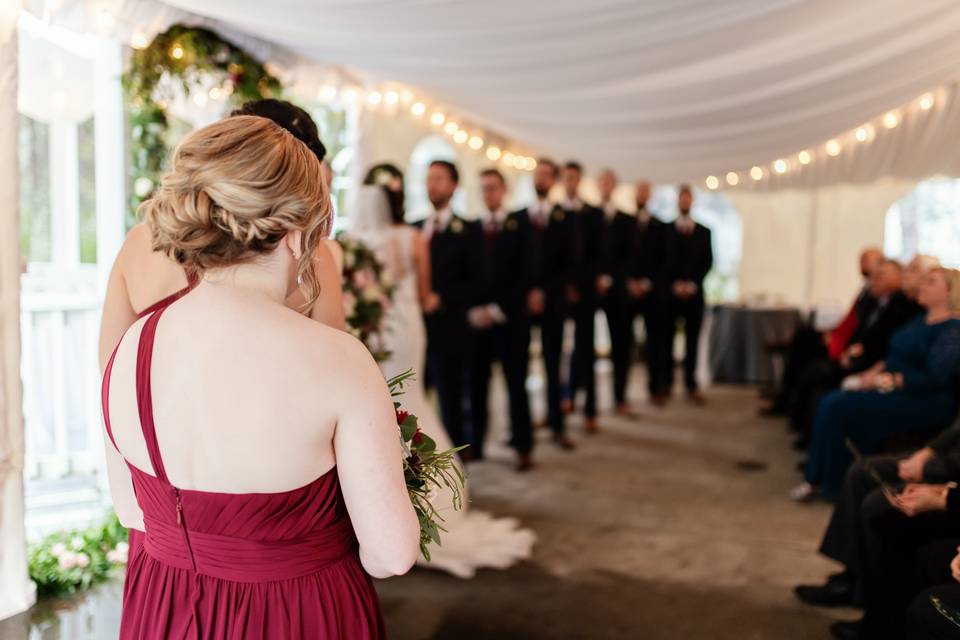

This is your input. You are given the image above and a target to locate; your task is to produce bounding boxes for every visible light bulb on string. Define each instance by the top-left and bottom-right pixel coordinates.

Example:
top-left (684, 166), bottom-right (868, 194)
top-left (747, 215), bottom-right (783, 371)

top-left (443, 121), bottom-right (459, 135)
top-left (773, 159), bottom-right (787, 174)
top-left (725, 172), bottom-right (739, 186)
top-left (883, 111), bottom-right (899, 129)
top-left (400, 90), bottom-right (414, 104)
top-left (750, 166), bottom-right (763, 181)
top-left (453, 130), bottom-right (469, 145)
top-left (169, 43), bottom-right (184, 60)
top-left (131, 31), bottom-right (149, 49)
top-left (384, 90), bottom-right (399, 106)
top-left (825, 139), bottom-right (842, 157)
top-left (411, 102), bottom-right (426, 116)
top-left (486, 146), bottom-right (502, 161)
top-left (431, 112), bottom-right (446, 126)
top-left (367, 91), bottom-right (382, 106)
top-left (502, 151), bottom-right (516, 167)
top-left (318, 84), bottom-right (337, 102)
top-left (798, 150), bottom-right (812, 165)
top-left (919, 93), bottom-right (934, 110)
top-left (468, 136), bottom-right (484, 150)
top-left (341, 87), bottom-right (359, 104)
top-left (705, 175), bottom-right (719, 190)
top-left (854, 124), bottom-right (873, 142)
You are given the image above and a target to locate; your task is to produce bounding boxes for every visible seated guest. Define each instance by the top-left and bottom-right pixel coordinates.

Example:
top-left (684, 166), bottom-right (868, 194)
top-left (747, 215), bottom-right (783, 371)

top-left (904, 254), bottom-right (942, 302)
top-left (789, 260), bottom-right (922, 447)
top-left (764, 248), bottom-right (883, 415)
top-left (793, 267), bottom-right (960, 501)
top-left (906, 543), bottom-right (960, 639)
top-left (796, 414), bottom-right (960, 609)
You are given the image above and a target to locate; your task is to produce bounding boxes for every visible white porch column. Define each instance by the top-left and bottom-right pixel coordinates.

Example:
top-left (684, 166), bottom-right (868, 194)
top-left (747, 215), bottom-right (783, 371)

top-left (49, 119), bottom-right (80, 269)
top-left (0, 0), bottom-right (37, 621)
top-left (94, 36), bottom-right (125, 295)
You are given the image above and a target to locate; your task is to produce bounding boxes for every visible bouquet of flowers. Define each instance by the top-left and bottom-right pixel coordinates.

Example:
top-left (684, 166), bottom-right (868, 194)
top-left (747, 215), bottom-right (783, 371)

top-left (388, 370), bottom-right (467, 561)
top-left (28, 512), bottom-right (129, 597)
top-left (336, 232), bottom-right (394, 361)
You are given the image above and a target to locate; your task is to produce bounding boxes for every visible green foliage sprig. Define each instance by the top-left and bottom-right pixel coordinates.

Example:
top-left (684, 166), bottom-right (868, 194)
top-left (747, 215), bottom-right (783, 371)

top-left (388, 370), bottom-right (467, 561)
top-left (28, 512), bottom-right (129, 598)
top-left (122, 24), bottom-right (282, 225)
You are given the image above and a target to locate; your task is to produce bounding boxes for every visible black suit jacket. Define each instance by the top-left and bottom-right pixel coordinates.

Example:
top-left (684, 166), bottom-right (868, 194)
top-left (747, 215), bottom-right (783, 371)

top-left (601, 210), bottom-right (636, 302)
top-left (522, 204), bottom-right (572, 304)
top-left (479, 210), bottom-right (534, 320)
top-left (568, 204), bottom-right (604, 303)
top-left (665, 220), bottom-right (713, 300)
top-left (413, 214), bottom-right (484, 315)
top-left (630, 214), bottom-right (669, 301)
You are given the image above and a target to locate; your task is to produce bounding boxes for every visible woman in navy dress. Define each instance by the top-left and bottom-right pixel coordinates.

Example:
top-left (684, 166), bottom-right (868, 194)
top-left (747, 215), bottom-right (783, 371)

top-left (796, 267), bottom-right (960, 501)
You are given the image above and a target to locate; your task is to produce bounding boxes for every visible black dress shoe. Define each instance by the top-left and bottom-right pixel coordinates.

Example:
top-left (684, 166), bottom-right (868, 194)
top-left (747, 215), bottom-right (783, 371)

top-left (829, 619), bottom-right (863, 640)
top-left (794, 572), bottom-right (856, 607)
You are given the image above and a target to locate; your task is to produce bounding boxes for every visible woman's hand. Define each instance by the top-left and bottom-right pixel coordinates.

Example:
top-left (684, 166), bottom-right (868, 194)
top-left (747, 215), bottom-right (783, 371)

top-left (898, 447), bottom-right (935, 483)
top-left (890, 483), bottom-right (950, 517)
top-left (422, 291), bottom-right (441, 314)
top-left (951, 548), bottom-right (960, 583)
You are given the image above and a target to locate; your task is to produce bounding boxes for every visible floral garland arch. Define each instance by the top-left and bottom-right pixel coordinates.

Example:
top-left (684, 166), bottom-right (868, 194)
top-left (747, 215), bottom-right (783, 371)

top-left (122, 24), bottom-right (282, 224)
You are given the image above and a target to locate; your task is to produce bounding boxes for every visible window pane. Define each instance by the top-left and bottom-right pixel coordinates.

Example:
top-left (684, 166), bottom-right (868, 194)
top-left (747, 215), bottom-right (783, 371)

top-left (19, 114), bottom-right (51, 263)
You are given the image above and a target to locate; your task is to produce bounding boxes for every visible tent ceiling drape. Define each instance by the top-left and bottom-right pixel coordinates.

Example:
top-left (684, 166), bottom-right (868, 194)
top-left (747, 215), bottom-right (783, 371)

top-left (154, 0), bottom-right (960, 184)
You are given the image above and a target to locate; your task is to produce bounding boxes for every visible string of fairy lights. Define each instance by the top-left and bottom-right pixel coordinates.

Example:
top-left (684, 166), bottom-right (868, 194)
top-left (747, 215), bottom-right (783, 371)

top-left (315, 82), bottom-right (539, 173)
top-left (703, 88), bottom-right (943, 191)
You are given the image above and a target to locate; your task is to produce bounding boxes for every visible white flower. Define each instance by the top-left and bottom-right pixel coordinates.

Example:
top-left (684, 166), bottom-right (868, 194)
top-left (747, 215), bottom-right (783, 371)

top-left (58, 551), bottom-right (78, 570)
top-left (362, 283), bottom-right (382, 302)
top-left (115, 542), bottom-right (129, 555)
top-left (133, 177), bottom-right (154, 198)
top-left (342, 292), bottom-right (357, 318)
top-left (107, 549), bottom-right (127, 564)
top-left (75, 552), bottom-right (90, 568)
top-left (50, 543), bottom-right (67, 558)
top-left (70, 536), bottom-right (84, 550)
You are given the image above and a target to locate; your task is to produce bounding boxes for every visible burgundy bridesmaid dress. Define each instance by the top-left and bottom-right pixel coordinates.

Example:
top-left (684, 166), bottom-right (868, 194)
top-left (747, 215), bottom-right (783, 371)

top-left (126, 271), bottom-right (199, 572)
top-left (102, 304), bottom-right (386, 639)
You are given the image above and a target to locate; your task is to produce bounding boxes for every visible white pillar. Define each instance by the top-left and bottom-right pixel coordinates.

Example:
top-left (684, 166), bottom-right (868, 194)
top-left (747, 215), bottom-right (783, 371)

top-left (49, 119), bottom-right (80, 269)
top-left (0, 0), bottom-right (38, 620)
top-left (94, 37), bottom-right (125, 295)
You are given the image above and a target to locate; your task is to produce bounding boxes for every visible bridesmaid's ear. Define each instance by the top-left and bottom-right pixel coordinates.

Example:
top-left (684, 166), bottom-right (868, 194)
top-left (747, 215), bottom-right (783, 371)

top-left (285, 230), bottom-right (305, 261)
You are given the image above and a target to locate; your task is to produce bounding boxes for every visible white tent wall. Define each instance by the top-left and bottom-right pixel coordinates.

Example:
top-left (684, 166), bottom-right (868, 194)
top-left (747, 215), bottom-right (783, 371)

top-left (0, 0), bottom-right (36, 622)
top-left (731, 178), bottom-right (914, 310)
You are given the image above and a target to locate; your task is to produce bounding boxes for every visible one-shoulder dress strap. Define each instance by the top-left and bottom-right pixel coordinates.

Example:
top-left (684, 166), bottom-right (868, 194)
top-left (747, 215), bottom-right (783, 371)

top-left (136, 268), bottom-right (199, 319)
top-left (136, 306), bottom-right (171, 484)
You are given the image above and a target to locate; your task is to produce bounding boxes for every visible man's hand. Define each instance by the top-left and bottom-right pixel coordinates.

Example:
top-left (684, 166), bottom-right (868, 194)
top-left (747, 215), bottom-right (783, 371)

top-left (889, 483), bottom-right (950, 517)
top-left (467, 306), bottom-right (494, 329)
top-left (527, 289), bottom-right (545, 315)
top-left (423, 292), bottom-right (441, 314)
top-left (566, 284), bottom-right (581, 305)
top-left (597, 274), bottom-right (613, 296)
top-left (898, 447), bottom-right (935, 483)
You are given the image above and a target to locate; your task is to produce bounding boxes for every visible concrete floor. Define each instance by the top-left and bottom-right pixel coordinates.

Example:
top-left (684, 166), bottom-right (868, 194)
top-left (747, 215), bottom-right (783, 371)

top-left (2, 369), bottom-right (856, 639)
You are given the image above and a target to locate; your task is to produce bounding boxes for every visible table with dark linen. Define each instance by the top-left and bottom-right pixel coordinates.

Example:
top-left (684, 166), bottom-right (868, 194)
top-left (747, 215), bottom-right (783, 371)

top-left (708, 305), bottom-right (802, 385)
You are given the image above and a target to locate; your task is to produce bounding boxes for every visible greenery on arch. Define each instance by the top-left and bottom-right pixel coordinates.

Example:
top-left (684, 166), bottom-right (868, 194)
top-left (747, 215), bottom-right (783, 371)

top-left (122, 24), bottom-right (283, 226)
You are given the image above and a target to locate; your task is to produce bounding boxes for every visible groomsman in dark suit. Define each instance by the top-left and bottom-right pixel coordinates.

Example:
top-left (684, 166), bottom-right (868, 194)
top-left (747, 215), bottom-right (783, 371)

top-left (468, 169), bottom-right (535, 471)
top-left (561, 161), bottom-right (604, 433)
top-left (521, 158), bottom-right (575, 450)
top-left (665, 185), bottom-right (713, 405)
top-left (416, 160), bottom-right (484, 450)
top-left (596, 169), bottom-right (636, 415)
top-left (626, 181), bottom-right (670, 406)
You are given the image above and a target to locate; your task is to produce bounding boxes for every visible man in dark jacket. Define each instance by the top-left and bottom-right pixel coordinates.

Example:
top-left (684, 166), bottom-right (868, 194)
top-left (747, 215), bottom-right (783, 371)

top-left (664, 185), bottom-right (712, 404)
top-left (415, 160), bottom-right (484, 451)
top-left (468, 168), bottom-right (536, 470)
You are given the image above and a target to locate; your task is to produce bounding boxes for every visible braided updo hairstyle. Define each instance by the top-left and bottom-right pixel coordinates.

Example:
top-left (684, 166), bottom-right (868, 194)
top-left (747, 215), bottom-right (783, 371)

top-left (141, 115), bottom-right (331, 309)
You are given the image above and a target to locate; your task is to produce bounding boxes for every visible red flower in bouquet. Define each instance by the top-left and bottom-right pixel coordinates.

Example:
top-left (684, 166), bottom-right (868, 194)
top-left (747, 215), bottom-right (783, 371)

top-left (412, 429), bottom-right (424, 445)
top-left (395, 410), bottom-right (409, 426)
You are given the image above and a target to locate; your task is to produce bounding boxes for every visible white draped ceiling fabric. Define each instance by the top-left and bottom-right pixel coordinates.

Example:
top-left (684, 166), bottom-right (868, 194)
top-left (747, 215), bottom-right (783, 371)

top-left (159, 0), bottom-right (960, 186)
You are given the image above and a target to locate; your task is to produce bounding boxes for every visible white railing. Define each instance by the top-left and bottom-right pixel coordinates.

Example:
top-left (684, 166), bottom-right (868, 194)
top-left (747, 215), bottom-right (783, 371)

top-left (21, 265), bottom-right (110, 538)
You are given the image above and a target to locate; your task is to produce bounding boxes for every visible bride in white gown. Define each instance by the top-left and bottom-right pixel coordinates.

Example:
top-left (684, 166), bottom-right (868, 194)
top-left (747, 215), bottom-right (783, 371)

top-left (350, 185), bottom-right (535, 579)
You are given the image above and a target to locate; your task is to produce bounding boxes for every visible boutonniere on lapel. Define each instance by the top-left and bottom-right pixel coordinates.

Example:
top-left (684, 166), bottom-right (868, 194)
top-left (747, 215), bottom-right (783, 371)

top-left (505, 218), bottom-right (518, 231)
top-left (450, 218), bottom-right (464, 234)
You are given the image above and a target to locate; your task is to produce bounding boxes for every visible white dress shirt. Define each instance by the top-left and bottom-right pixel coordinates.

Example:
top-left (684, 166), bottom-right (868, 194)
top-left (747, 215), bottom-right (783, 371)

top-left (423, 205), bottom-right (454, 240)
top-left (484, 207), bottom-right (508, 232)
top-left (675, 214), bottom-right (695, 234)
top-left (561, 196), bottom-right (583, 212)
top-left (603, 201), bottom-right (617, 222)
top-left (527, 198), bottom-right (552, 227)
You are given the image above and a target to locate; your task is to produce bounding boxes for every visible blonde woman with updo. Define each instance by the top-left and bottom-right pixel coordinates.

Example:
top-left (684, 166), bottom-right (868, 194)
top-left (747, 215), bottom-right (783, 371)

top-left (101, 116), bottom-right (418, 639)
top-left (98, 99), bottom-right (349, 580)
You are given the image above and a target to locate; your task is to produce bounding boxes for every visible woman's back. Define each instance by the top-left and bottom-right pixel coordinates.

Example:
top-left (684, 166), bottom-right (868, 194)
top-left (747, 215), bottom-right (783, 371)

top-left (100, 116), bottom-right (418, 639)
